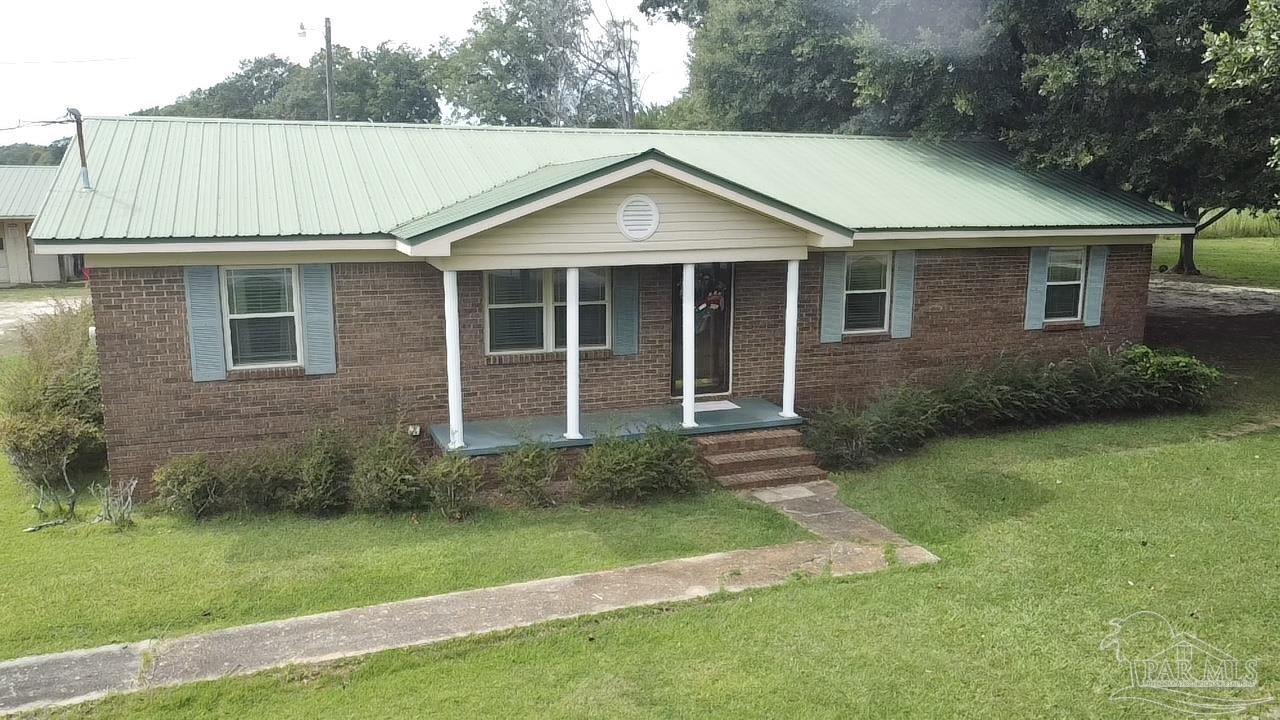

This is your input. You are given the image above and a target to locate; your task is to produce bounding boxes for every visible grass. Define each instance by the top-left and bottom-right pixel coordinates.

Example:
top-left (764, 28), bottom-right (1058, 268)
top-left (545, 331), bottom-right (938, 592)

top-left (0, 482), bottom-right (806, 661)
top-left (37, 304), bottom-right (1280, 719)
top-left (1152, 235), bottom-right (1280, 288)
top-left (1197, 209), bottom-right (1280, 239)
top-left (0, 283), bottom-right (88, 302)
top-left (39, 405), bottom-right (1280, 718)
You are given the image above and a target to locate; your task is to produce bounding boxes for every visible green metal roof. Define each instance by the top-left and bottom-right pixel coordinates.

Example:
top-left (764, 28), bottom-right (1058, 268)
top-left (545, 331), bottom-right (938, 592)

top-left (391, 154), bottom-right (636, 240)
top-left (0, 165), bottom-right (57, 219)
top-left (31, 116), bottom-right (1190, 244)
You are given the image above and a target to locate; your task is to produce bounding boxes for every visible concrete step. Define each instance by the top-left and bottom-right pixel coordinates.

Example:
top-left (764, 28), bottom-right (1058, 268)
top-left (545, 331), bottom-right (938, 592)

top-left (703, 446), bottom-right (818, 476)
top-left (717, 465), bottom-right (828, 490)
top-left (693, 428), bottom-right (804, 454)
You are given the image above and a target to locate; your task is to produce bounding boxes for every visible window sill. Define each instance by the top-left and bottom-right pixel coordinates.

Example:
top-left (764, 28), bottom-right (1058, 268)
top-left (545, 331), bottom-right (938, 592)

top-left (485, 349), bottom-right (613, 366)
top-left (840, 331), bottom-right (892, 344)
top-left (227, 365), bottom-right (307, 381)
top-left (1041, 321), bottom-right (1086, 332)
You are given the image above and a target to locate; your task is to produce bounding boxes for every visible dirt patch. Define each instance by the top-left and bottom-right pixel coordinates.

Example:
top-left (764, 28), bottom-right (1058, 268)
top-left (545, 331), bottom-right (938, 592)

top-left (1146, 279), bottom-right (1280, 377)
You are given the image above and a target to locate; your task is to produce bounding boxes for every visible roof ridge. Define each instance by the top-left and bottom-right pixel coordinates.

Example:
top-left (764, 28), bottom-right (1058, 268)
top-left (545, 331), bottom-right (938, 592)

top-left (96, 115), bottom-right (1005, 143)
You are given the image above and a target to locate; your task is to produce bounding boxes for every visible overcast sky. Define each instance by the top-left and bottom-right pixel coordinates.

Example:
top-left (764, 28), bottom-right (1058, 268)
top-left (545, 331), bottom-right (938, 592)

top-left (0, 0), bottom-right (692, 146)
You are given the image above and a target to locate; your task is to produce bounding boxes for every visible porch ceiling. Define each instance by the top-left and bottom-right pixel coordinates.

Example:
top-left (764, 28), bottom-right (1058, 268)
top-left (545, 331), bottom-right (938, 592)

top-left (429, 398), bottom-right (802, 456)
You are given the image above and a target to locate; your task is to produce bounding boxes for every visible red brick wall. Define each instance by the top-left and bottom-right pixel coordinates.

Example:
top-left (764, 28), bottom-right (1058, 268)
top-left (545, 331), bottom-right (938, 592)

top-left (91, 244), bottom-right (1150, 485)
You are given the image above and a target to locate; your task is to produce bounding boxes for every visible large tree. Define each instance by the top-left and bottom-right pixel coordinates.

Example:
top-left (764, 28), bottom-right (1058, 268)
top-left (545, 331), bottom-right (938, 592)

top-left (1207, 0), bottom-right (1280, 166)
top-left (667, 0), bottom-right (1280, 273)
top-left (137, 45), bottom-right (441, 124)
top-left (436, 0), bottom-right (640, 127)
top-left (686, 0), bottom-right (860, 132)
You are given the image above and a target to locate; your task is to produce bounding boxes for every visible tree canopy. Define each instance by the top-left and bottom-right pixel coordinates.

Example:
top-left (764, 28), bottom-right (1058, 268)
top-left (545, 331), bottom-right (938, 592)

top-left (0, 139), bottom-right (68, 166)
top-left (435, 0), bottom-right (640, 127)
top-left (646, 0), bottom-right (1280, 271)
top-left (136, 45), bottom-right (441, 124)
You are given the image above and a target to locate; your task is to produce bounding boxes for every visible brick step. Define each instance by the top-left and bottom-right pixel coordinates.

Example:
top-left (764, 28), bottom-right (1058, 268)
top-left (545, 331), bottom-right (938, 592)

top-left (702, 446), bottom-right (817, 476)
top-left (717, 465), bottom-right (828, 490)
top-left (693, 428), bottom-right (804, 454)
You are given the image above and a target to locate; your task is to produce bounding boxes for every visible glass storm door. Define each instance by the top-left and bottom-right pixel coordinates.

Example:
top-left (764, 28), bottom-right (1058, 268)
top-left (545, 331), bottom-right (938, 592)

top-left (671, 263), bottom-right (733, 395)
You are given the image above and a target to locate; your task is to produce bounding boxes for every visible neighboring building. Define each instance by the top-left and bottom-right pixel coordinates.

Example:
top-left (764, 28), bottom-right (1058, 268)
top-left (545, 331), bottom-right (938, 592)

top-left (31, 116), bottom-right (1192, 486)
top-left (0, 165), bottom-right (82, 285)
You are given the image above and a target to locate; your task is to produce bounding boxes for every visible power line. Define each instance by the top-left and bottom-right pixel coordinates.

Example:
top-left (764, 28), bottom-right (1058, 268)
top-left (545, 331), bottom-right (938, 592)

top-left (0, 117), bottom-right (74, 133)
top-left (0, 56), bottom-right (136, 66)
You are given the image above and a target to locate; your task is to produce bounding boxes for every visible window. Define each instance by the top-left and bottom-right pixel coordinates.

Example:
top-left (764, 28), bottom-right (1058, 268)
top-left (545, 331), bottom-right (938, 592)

top-left (221, 266), bottom-right (302, 369)
top-left (844, 252), bottom-right (892, 333)
top-left (485, 268), bottom-right (610, 353)
top-left (1044, 247), bottom-right (1086, 321)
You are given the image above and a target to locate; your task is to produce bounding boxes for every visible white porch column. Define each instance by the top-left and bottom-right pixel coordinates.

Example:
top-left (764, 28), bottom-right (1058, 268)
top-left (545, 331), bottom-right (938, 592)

top-left (442, 270), bottom-right (465, 449)
top-left (780, 259), bottom-right (800, 418)
top-left (681, 263), bottom-right (697, 428)
top-left (564, 267), bottom-right (583, 439)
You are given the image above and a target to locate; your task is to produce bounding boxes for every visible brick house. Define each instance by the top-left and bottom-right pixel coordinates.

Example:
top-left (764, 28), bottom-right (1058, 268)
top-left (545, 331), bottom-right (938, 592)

top-left (31, 117), bottom-right (1190, 486)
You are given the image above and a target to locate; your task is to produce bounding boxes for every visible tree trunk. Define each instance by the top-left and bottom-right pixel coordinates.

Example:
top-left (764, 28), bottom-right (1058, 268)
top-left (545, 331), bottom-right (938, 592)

top-left (1170, 202), bottom-right (1201, 275)
top-left (1172, 232), bottom-right (1201, 275)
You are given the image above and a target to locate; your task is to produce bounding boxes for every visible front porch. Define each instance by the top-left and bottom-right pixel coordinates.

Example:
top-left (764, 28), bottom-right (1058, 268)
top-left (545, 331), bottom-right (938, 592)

top-left (429, 397), bottom-right (802, 456)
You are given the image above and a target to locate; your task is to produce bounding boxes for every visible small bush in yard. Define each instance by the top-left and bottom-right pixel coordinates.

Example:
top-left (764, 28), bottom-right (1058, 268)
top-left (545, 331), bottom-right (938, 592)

top-left (499, 441), bottom-right (558, 507)
top-left (574, 427), bottom-right (706, 503)
top-left (806, 345), bottom-right (1222, 470)
top-left (351, 428), bottom-right (428, 513)
top-left (154, 454), bottom-right (223, 519)
top-left (287, 426), bottom-right (354, 516)
top-left (424, 454), bottom-right (482, 521)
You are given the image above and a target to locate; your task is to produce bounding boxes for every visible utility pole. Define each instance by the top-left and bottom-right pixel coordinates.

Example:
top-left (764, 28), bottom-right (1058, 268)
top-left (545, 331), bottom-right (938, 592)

top-left (324, 17), bottom-right (335, 121)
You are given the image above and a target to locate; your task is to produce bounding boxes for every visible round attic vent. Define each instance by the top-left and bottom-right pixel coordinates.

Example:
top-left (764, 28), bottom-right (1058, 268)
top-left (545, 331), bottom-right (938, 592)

top-left (617, 195), bottom-right (660, 241)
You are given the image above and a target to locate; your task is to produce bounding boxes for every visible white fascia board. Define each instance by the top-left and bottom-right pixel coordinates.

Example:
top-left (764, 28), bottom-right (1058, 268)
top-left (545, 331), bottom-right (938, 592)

top-left (31, 237), bottom-right (399, 255)
top-left (851, 226), bottom-right (1191, 241)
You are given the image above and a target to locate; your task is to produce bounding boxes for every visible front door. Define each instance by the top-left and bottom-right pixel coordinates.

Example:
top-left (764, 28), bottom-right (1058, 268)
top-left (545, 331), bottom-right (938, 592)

top-left (671, 263), bottom-right (733, 395)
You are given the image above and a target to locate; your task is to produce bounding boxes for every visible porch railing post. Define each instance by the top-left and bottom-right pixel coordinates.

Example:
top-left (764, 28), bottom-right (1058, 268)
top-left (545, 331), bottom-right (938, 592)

top-left (443, 269), bottom-right (465, 449)
top-left (565, 267), bottom-right (583, 439)
top-left (681, 263), bottom-right (697, 428)
top-left (781, 259), bottom-right (800, 418)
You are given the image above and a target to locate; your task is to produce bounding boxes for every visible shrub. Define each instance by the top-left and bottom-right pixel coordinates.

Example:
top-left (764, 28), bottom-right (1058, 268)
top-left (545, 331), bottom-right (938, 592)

top-left (1119, 345), bottom-right (1222, 410)
top-left (287, 426), bottom-right (354, 516)
top-left (0, 302), bottom-right (104, 498)
top-left (574, 427), bottom-right (706, 502)
top-left (351, 428), bottom-right (428, 513)
top-left (806, 346), bottom-right (1222, 470)
top-left (220, 446), bottom-right (300, 513)
top-left (154, 454), bottom-right (223, 519)
top-left (424, 454), bottom-right (482, 521)
top-left (498, 441), bottom-right (558, 507)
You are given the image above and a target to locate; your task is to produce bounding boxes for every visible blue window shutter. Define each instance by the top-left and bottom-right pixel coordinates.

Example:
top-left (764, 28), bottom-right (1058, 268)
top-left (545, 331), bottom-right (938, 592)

top-left (1024, 247), bottom-right (1049, 330)
top-left (611, 267), bottom-right (640, 356)
top-left (820, 253), bottom-right (847, 343)
top-left (301, 264), bottom-right (337, 375)
top-left (1083, 245), bottom-right (1109, 327)
top-left (889, 250), bottom-right (916, 339)
top-left (184, 266), bottom-right (227, 382)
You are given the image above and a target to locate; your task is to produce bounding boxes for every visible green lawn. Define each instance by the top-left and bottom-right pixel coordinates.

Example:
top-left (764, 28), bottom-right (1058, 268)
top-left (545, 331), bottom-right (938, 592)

top-left (0, 481), bottom-right (806, 661)
top-left (1153, 235), bottom-right (1280, 288)
top-left (0, 283), bottom-right (88, 302)
top-left (41, 405), bottom-right (1280, 719)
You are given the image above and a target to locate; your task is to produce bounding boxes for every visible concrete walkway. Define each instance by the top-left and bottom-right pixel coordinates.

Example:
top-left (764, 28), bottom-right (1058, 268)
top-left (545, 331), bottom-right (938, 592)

top-left (0, 486), bottom-right (935, 715)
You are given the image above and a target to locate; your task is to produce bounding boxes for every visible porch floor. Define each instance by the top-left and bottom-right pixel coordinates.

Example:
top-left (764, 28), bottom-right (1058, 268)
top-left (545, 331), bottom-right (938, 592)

top-left (430, 397), bottom-right (802, 456)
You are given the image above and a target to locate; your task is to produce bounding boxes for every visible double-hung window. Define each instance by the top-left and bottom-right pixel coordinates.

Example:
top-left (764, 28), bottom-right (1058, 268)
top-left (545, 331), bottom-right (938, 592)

top-left (221, 266), bottom-right (303, 369)
top-left (1044, 247), bottom-right (1086, 322)
top-left (486, 268), bottom-right (610, 353)
top-left (844, 252), bottom-right (892, 333)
